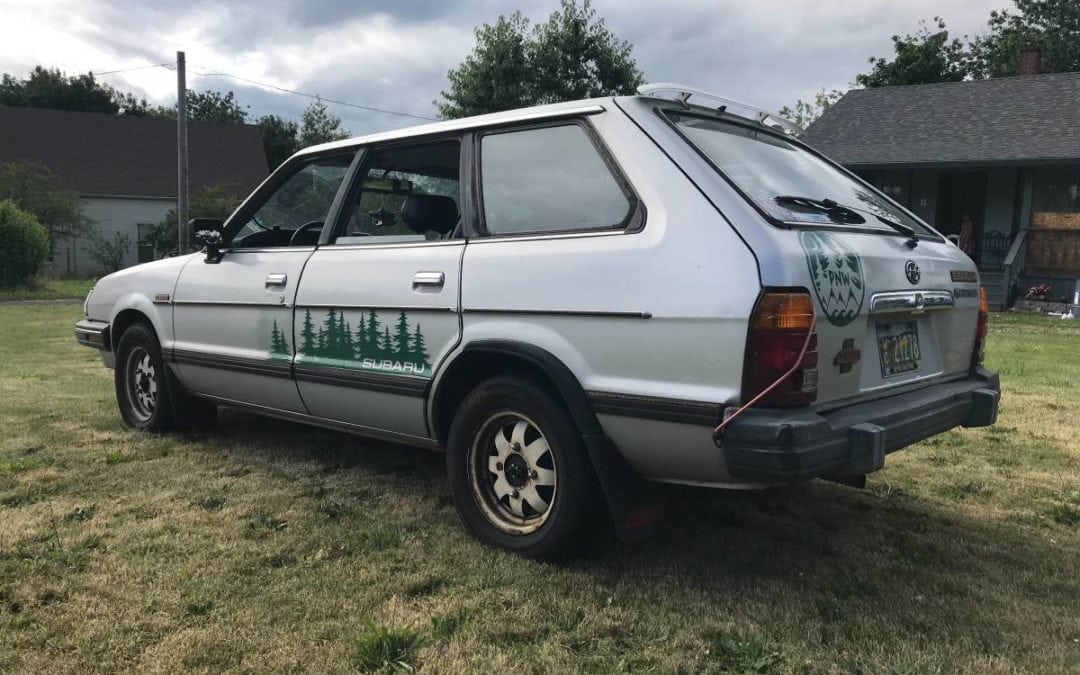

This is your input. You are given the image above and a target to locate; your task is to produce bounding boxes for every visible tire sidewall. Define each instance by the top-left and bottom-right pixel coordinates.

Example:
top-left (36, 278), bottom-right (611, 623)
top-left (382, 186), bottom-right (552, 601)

top-left (114, 323), bottom-right (174, 432)
top-left (447, 376), bottom-right (596, 560)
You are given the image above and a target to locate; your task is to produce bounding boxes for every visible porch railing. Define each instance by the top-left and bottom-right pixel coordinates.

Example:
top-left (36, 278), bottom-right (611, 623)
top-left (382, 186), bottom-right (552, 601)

top-left (1002, 228), bottom-right (1028, 306)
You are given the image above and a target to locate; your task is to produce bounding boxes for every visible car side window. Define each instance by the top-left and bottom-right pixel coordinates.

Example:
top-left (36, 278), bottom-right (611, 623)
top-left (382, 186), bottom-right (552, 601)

top-left (229, 153), bottom-right (354, 248)
top-left (479, 123), bottom-right (633, 236)
top-left (330, 139), bottom-right (461, 245)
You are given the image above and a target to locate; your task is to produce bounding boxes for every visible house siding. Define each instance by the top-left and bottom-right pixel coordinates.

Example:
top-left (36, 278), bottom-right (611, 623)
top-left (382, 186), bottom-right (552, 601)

top-left (49, 196), bottom-right (173, 277)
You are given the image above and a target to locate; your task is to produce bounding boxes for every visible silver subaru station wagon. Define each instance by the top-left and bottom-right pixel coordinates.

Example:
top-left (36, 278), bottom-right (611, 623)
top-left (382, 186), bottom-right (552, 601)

top-left (76, 84), bottom-right (1000, 559)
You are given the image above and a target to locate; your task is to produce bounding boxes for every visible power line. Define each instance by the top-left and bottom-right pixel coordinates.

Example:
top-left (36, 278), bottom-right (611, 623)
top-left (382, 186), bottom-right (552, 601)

top-left (92, 63), bottom-right (173, 76)
top-left (191, 65), bottom-right (437, 121)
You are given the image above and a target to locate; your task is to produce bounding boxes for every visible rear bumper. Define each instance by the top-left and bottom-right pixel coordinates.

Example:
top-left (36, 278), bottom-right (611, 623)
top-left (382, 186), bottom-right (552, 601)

top-left (721, 368), bottom-right (1000, 482)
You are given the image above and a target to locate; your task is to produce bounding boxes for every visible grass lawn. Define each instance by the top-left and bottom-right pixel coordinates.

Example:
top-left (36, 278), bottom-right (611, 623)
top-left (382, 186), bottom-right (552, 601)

top-left (0, 307), bottom-right (1078, 673)
top-left (0, 277), bottom-right (95, 303)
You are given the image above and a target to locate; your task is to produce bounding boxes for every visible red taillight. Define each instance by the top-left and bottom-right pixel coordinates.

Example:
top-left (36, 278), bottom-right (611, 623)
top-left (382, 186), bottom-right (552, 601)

top-left (973, 286), bottom-right (989, 367)
top-left (743, 292), bottom-right (818, 407)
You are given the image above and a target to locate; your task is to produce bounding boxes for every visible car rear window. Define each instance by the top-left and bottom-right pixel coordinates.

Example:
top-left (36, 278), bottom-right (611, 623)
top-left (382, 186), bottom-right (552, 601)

top-left (667, 112), bottom-right (935, 237)
top-left (479, 123), bottom-right (633, 236)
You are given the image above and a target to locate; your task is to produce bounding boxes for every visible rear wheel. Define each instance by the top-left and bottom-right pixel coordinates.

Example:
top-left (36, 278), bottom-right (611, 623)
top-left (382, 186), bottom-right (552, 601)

top-left (447, 376), bottom-right (600, 560)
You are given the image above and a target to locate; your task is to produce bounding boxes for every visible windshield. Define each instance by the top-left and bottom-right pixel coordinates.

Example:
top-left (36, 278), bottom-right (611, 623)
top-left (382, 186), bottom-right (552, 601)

top-left (667, 112), bottom-right (935, 237)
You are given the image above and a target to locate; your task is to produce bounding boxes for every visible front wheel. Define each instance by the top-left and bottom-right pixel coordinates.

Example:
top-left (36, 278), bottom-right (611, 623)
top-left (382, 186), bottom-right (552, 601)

top-left (447, 376), bottom-right (601, 560)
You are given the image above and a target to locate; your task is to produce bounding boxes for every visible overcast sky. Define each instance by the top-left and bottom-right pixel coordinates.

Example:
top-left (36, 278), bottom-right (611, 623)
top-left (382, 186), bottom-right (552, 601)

top-left (2, 0), bottom-right (1007, 136)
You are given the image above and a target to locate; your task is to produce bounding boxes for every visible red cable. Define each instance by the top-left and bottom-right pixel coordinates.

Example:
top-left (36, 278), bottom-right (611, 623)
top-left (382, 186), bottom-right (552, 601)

top-left (714, 315), bottom-right (817, 436)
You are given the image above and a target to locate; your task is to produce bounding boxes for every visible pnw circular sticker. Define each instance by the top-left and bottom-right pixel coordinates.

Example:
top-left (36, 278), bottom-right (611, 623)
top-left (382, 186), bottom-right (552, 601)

top-left (799, 230), bottom-right (865, 327)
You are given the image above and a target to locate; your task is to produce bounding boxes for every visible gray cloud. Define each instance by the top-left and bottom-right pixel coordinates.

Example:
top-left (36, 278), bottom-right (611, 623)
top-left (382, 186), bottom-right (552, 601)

top-left (2, 0), bottom-right (1006, 137)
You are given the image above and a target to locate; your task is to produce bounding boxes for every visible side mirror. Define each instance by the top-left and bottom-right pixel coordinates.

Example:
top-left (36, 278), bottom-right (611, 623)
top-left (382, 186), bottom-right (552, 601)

top-left (190, 218), bottom-right (225, 262)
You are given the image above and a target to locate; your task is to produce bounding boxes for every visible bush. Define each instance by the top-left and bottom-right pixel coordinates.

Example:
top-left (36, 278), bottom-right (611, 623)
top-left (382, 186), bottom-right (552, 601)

top-left (0, 199), bottom-right (50, 288)
top-left (87, 232), bottom-right (131, 273)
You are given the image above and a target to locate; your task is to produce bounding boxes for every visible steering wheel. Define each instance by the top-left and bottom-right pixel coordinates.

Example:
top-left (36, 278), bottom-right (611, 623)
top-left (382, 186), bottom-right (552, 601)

top-left (289, 220), bottom-right (324, 246)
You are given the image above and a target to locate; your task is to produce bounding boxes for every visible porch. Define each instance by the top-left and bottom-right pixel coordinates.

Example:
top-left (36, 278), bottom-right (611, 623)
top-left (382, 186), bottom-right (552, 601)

top-left (857, 164), bottom-right (1080, 310)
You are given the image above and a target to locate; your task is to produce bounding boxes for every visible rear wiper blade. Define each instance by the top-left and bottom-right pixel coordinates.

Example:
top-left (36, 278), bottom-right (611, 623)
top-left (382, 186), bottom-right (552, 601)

top-left (774, 195), bottom-right (919, 248)
top-left (774, 195), bottom-right (864, 225)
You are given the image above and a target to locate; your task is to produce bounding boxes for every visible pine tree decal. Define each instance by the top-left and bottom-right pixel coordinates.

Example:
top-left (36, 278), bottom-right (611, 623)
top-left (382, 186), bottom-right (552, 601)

top-left (380, 326), bottom-right (393, 356)
top-left (411, 322), bottom-right (430, 369)
top-left (355, 314), bottom-right (367, 358)
top-left (269, 319), bottom-right (290, 359)
top-left (393, 310), bottom-right (411, 357)
top-left (365, 310), bottom-right (381, 358)
top-left (300, 309), bottom-right (317, 355)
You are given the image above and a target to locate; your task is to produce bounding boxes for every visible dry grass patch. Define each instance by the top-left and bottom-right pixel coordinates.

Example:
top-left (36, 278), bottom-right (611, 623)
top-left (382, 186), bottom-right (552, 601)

top-left (0, 306), bottom-right (1078, 673)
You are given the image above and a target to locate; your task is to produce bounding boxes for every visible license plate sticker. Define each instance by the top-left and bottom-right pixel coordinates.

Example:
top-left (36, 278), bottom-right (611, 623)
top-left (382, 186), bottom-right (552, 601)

top-left (876, 321), bottom-right (922, 377)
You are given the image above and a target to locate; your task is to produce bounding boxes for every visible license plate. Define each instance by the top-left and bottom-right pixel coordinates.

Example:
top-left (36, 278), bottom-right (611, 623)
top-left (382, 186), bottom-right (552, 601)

top-left (876, 321), bottom-right (921, 377)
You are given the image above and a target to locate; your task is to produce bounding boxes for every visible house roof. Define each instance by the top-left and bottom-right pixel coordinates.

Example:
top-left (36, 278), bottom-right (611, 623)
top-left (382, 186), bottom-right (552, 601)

top-left (0, 106), bottom-right (268, 198)
top-left (800, 72), bottom-right (1080, 167)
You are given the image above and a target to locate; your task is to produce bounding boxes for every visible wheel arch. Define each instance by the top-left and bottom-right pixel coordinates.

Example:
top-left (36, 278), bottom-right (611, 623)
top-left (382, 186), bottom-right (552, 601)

top-left (430, 339), bottom-right (602, 446)
top-left (110, 295), bottom-right (167, 352)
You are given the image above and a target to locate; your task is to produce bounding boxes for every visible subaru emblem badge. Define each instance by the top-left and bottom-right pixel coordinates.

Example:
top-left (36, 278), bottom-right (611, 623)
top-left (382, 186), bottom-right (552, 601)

top-left (905, 260), bottom-right (921, 285)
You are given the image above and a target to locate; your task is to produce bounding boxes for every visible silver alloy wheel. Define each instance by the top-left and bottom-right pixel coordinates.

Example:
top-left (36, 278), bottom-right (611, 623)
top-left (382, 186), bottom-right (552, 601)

top-left (468, 412), bottom-right (558, 535)
top-left (124, 346), bottom-right (157, 422)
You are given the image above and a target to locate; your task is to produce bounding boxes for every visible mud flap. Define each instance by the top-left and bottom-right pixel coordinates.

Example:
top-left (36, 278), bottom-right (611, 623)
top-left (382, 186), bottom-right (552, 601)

top-left (582, 433), bottom-right (667, 542)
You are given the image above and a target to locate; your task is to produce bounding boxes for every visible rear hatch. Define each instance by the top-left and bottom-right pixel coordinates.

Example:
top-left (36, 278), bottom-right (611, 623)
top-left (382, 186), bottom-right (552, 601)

top-left (794, 230), bottom-right (979, 409)
top-left (650, 100), bottom-right (981, 409)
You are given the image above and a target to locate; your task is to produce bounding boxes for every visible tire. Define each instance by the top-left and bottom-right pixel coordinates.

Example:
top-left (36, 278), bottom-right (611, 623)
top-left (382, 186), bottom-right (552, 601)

top-left (447, 376), bottom-right (600, 561)
top-left (114, 322), bottom-right (216, 432)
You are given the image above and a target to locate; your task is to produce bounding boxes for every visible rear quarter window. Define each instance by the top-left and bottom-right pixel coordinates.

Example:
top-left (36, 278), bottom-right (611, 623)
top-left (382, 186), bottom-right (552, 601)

top-left (479, 123), bottom-right (634, 236)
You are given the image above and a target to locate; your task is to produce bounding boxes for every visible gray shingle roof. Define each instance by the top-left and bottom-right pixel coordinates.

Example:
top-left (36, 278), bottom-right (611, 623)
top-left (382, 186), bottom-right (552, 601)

top-left (801, 72), bottom-right (1080, 166)
top-left (0, 106), bottom-right (268, 198)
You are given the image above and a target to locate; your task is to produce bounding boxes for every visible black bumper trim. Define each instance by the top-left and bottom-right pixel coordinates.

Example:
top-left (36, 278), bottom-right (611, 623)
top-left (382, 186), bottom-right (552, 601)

top-left (721, 368), bottom-right (1000, 482)
top-left (74, 319), bottom-right (110, 351)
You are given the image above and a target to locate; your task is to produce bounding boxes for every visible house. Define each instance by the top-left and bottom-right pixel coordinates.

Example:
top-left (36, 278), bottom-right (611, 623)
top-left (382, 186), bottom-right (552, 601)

top-left (0, 106), bottom-right (268, 276)
top-left (801, 58), bottom-right (1080, 309)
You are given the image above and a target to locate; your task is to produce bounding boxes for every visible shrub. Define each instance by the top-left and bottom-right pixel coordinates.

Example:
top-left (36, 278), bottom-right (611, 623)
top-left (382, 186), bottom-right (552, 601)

top-left (0, 199), bottom-right (50, 288)
top-left (87, 231), bottom-right (131, 273)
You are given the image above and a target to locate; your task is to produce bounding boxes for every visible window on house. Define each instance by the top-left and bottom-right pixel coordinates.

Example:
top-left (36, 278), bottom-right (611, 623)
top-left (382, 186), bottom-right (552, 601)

top-left (479, 123), bottom-right (634, 235)
top-left (136, 223), bottom-right (156, 263)
top-left (1032, 166), bottom-right (1080, 226)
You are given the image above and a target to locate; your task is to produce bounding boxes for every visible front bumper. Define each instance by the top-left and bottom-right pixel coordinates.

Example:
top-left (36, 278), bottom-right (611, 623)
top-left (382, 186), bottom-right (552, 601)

top-left (721, 368), bottom-right (1000, 482)
top-left (75, 319), bottom-right (114, 367)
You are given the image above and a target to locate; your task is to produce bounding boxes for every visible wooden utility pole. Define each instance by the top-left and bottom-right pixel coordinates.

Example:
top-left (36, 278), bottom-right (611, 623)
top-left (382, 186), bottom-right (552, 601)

top-left (176, 50), bottom-right (189, 255)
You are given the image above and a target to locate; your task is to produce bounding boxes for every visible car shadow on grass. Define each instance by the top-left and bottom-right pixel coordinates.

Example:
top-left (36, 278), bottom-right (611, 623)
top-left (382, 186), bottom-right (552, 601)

top-left (188, 408), bottom-right (1079, 668)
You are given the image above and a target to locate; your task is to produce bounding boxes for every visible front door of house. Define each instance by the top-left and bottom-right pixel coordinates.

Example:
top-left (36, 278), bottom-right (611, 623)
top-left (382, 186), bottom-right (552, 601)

top-left (936, 171), bottom-right (987, 259)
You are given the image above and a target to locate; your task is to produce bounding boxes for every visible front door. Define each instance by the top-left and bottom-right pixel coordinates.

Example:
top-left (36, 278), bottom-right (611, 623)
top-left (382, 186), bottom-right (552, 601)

top-left (936, 171), bottom-right (987, 259)
top-left (171, 152), bottom-right (355, 412)
top-left (292, 138), bottom-right (465, 438)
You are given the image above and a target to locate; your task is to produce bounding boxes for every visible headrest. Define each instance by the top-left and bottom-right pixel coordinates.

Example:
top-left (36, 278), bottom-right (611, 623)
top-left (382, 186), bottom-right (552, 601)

top-left (401, 194), bottom-right (458, 235)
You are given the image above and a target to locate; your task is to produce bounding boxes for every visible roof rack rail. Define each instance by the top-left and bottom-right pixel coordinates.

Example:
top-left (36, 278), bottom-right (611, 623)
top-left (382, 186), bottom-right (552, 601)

top-left (637, 83), bottom-right (804, 136)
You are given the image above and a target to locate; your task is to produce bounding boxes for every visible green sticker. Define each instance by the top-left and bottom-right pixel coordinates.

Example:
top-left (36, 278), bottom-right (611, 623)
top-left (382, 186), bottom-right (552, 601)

top-left (799, 230), bottom-right (865, 327)
top-left (273, 308), bottom-right (432, 377)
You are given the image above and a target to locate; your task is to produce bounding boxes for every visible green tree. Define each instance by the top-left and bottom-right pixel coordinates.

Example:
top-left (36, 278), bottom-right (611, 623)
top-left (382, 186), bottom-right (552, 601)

top-left (299, 99), bottom-right (349, 146)
top-left (0, 161), bottom-right (93, 250)
top-left (379, 326), bottom-right (393, 357)
top-left (87, 231), bottom-right (131, 273)
top-left (258, 114), bottom-right (300, 170)
top-left (269, 319), bottom-right (290, 358)
top-left (780, 88), bottom-right (846, 130)
top-left (393, 310), bottom-right (411, 357)
top-left (0, 66), bottom-right (116, 113)
top-left (436, 0), bottom-right (644, 119)
top-left (354, 313), bottom-right (367, 357)
top-left (300, 309), bottom-right (317, 355)
top-left (148, 185), bottom-right (242, 258)
top-left (186, 89), bottom-right (249, 124)
top-left (970, 0), bottom-right (1080, 77)
top-left (411, 323), bottom-right (430, 369)
top-left (0, 199), bottom-right (50, 288)
top-left (365, 310), bottom-right (381, 357)
top-left (855, 18), bottom-right (971, 87)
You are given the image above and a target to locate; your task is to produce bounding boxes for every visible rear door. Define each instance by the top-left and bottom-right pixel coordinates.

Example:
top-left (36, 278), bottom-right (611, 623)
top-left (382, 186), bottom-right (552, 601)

top-left (291, 137), bottom-right (466, 438)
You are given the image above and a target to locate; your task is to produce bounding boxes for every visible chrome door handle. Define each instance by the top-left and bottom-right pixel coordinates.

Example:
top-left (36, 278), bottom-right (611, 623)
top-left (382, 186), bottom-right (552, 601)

top-left (413, 272), bottom-right (445, 288)
top-left (265, 273), bottom-right (288, 287)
